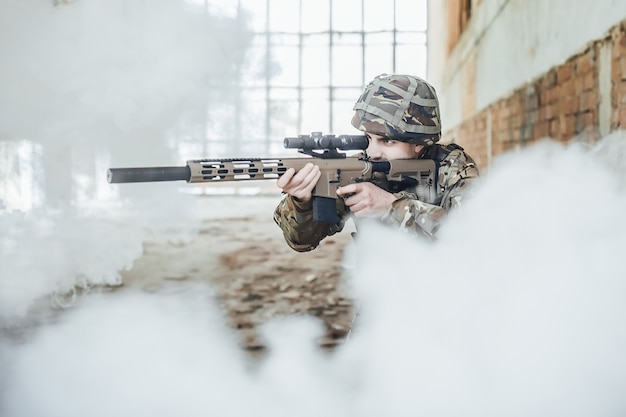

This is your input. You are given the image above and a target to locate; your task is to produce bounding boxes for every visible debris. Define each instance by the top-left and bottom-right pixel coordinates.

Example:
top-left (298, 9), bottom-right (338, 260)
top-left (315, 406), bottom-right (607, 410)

top-left (164, 273), bottom-right (188, 280)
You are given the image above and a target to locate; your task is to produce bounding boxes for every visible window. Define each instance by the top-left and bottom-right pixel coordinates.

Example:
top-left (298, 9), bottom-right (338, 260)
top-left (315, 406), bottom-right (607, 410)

top-left (200, 0), bottom-right (429, 157)
top-left (1, 0), bottom-right (429, 209)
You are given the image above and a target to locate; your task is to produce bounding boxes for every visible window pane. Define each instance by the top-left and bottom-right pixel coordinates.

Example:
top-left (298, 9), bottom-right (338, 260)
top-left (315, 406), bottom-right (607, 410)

top-left (240, 88), bottom-right (268, 151)
top-left (301, 89), bottom-right (329, 133)
top-left (395, 44), bottom-right (427, 78)
top-left (363, 0), bottom-right (394, 31)
top-left (200, 0), bottom-right (430, 156)
top-left (331, 44), bottom-right (362, 85)
top-left (396, 0), bottom-right (427, 32)
top-left (302, 32), bottom-right (331, 46)
top-left (364, 32), bottom-right (394, 80)
top-left (302, 0), bottom-right (330, 33)
top-left (269, 88), bottom-right (298, 100)
top-left (239, 101), bottom-right (267, 142)
top-left (301, 38), bottom-right (329, 87)
top-left (269, 99), bottom-right (298, 138)
top-left (241, 37), bottom-right (268, 86)
top-left (302, 88), bottom-right (328, 102)
top-left (395, 31), bottom-right (427, 46)
top-left (268, 0), bottom-right (299, 32)
top-left (331, 97), bottom-right (361, 133)
top-left (204, 0), bottom-right (241, 19)
top-left (270, 45), bottom-right (300, 86)
top-left (271, 33), bottom-right (301, 46)
top-left (334, 31), bottom-right (361, 46)
top-left (239, 0), bottom-right (268, 32)
top-left (332, 0), bottom-right (362, 32)
top-left (334, 87), bottom-right (363, 101)
top-left (364, 62), bottom-right (393, 82)
top-left (364, 31), bottom-right (393, 46)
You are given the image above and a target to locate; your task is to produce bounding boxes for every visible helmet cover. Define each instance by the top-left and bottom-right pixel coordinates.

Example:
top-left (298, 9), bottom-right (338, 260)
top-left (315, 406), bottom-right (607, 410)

top-left (351, 73), bottom-right (441, 145)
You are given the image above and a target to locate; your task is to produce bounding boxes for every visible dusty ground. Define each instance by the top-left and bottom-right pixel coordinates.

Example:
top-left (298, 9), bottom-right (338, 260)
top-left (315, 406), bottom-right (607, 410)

top-left (1, 190), bottom-right (357, 359)
top-left (118, 192), bottom-right (357, 357)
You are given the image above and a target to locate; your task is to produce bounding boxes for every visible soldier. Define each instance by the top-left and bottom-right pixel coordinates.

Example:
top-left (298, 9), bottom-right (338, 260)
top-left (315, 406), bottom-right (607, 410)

top-left (273, 73), bottom-right (479, 252)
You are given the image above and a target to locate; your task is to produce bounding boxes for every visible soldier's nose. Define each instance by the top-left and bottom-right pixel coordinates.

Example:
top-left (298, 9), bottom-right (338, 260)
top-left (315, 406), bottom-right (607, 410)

top-left (366, 147), bottom-right (381, 160)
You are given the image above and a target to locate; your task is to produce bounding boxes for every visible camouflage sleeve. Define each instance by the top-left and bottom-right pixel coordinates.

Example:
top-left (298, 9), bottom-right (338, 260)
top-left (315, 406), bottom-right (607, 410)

top-left (380, 194), bottom-right (446, 238)
top-left (273, 195), bottom-right (346, 252)
top-left (380, 148), bottom-right (479, 238)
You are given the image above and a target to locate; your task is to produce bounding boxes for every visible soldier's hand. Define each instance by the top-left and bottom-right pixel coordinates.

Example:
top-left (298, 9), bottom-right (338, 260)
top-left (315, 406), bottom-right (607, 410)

top-left (337, 182), bottom-right (396, 217)
top-left (276, 162), bottom-right (321, 202)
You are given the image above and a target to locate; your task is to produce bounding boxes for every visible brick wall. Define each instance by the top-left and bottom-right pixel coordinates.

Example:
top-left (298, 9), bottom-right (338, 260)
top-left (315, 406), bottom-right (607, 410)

top-left (612, 22), bottom-right (626, 130)
top-left (444, 19), bottom-right (626, 171)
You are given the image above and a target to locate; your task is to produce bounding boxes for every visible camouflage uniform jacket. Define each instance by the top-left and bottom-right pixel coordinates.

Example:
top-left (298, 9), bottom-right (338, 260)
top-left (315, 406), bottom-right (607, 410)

top-left (273, 143), bottom-right (479, 252)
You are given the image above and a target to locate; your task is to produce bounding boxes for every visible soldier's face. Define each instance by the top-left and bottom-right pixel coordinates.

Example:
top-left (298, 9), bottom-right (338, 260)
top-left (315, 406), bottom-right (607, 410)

top-left (365, 133), bottom-right (423, 161)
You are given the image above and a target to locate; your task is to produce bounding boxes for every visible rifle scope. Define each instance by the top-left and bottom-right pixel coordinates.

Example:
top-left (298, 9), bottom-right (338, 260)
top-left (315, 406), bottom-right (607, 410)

top-left (283, 133), bottom-right (368, 151)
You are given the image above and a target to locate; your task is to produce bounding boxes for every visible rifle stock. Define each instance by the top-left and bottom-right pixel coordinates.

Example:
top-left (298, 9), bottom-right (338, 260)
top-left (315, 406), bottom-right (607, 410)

top-left (107, 133), bottom-right (438, 223)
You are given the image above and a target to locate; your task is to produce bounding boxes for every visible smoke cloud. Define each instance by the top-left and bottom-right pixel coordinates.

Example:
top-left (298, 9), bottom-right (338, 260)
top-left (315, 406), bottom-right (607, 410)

top-left (1, 1), bottom-right (625, 416)
top-left (2, 134), bottom-right (625, 416)
top-left (0, 0), bottom-right (254, 317)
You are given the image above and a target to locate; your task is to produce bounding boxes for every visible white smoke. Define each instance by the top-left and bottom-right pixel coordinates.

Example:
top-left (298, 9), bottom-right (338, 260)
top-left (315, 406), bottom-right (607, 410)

top-left (0, 0), bottom-right (254, 320)
top-left (2, 134), bottom-right (625, 416)
top-left (2, 1), bottom-right (626, 415)
top-left (344, 133), bottom-right (626, 416)
top-left (0, 0), bottom-right (250, 148)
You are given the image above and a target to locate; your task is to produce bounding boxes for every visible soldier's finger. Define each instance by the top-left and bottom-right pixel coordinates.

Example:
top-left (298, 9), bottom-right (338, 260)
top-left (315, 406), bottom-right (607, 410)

top-left (349, 199), bottom-right (372, 217)
top-left (276, 168), bottom-right (296, 188)
top-left (300, 166), bottom-right (321, 194)
top-left (302, 164), bottom-right (320, 184)
top-left (294, 162), bottom-right (316, 181)
top-left (283, 164), bottom-right (309, 189)
top-left (337, 183), bottom-right (358, 196)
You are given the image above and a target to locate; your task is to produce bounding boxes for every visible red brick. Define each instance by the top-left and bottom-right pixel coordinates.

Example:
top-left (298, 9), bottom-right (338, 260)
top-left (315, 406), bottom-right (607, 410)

top-left (574, 77), bottom-right (585, 95)
top-left (561, 114), bottom-right (577, 137)
top-left (527, 92), bottom-right (540, 111)
top-left (511, 114), bottom-right (521, 129)
top-left (550, 118), bottom-right (560, 136)
top-left (616, 81), bottom-right (626, 104)
top-left (611, 108), bottom-right (620, 128)
top-left (583, 71), bottom-right (595, 90)
top-left (557, 63), bottom-right (575, 82)
top-left (579, 90), bottom-right (598, 112)
top-left (546, 102), bottom-right (558, 120)
top-left (620, 56), bottom-right (626, 80)
top-left (533, 120), bottom-right (550, 139)
top-left (544, 69), bottom-right (558, 88)
top-left (612, 58), bottom-right (623, 82)
top-left (558, 96), bottom-right (578, 115)
top-left (619, 28), bottom-right (626, 49)
top-left (575, 111), bottom-right (596, 134)
top-left (560, 79), bottom-right (575, 97)
top-left (576, 51), bottom-right (593, 74)
top-left (544, 86), bottom-right (558, 104)
top-left (619, 106), bottom-right (626, 127)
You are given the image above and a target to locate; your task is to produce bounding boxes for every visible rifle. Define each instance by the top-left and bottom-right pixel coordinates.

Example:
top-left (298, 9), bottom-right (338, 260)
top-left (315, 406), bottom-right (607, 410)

top-left (107, 132), bottom-right (437, 223)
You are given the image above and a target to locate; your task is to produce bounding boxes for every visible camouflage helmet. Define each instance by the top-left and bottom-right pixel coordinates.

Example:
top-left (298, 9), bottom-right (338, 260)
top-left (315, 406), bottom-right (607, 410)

top-left (351, 73), bottom-right (441, 145)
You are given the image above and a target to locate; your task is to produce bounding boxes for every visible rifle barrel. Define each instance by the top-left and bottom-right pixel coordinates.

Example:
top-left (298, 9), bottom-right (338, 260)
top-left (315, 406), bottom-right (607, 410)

top-left (107, 166), bottom-right (191, 183)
